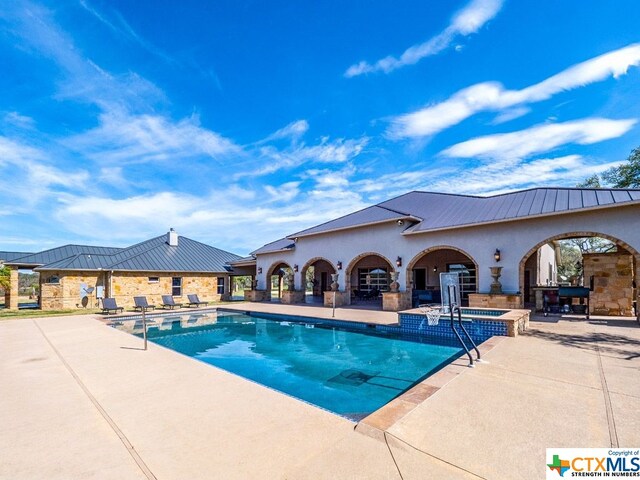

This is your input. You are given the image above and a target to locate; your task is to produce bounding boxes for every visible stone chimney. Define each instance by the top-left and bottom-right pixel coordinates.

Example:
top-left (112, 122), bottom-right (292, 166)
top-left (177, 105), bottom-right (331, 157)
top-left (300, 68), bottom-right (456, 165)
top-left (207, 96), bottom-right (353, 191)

top-left (167, 228), bottom-right (178, 247)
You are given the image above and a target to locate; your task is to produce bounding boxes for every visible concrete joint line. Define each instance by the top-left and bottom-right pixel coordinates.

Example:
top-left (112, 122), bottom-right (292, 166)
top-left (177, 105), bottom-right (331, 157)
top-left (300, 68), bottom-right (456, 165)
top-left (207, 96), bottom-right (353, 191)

top-left (595, 341), bottom-right (619, 448)
top-left (385, 431), bottom-right (487, 480)
top-left (32, 320), bottom-right (157, 480)
top-left (383, 431), bottom-right (404, 480)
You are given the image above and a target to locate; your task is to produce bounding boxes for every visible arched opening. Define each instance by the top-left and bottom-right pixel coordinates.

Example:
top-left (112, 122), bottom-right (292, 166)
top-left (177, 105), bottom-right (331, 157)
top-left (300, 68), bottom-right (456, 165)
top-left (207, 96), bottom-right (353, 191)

top-left (266, 261), bottom-right (293, 302)
top-left (519, 232), bottom-right (639, 317)
top-left (345, 253), bottom-right (395, 306)
top-left (300, 257), bottom-right (336, 304)
top-left (406, 246), bottom-right (478, 308)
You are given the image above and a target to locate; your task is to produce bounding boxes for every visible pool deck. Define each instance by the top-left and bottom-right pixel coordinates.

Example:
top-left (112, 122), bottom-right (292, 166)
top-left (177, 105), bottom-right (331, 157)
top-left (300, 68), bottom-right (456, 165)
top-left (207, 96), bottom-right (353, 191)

top-left (1, 304), bottom-right (639, 479)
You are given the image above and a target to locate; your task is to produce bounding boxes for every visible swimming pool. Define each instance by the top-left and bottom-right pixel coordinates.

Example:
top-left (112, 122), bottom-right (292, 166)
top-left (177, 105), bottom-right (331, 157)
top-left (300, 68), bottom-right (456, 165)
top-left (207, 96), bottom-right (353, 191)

top-left (113, 310), bottom-right (463, 421)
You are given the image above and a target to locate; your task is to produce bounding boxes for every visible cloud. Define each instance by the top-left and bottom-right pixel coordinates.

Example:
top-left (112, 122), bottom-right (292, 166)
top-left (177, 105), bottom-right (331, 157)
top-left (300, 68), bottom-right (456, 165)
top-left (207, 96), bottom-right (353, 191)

top-left (388, 43), bottom-right (640, 138)
top-left (64, 110), bottom-right (240, 164)
top-left (236, 135), bottom-right (369, 178)
top-left (258, 120), bottom-right (309, 144)
top-left (3, 111), bottom-right (35, 129)
top-left (441, 118), bottom-right (636, 160)
top-left (345, 0), bottom-right (503, 77)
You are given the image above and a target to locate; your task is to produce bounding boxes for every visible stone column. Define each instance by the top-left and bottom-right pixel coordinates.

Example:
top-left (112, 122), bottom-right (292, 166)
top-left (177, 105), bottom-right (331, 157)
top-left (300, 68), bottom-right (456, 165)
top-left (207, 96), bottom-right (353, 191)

top-left (5, 266), bottom-right (19, 310)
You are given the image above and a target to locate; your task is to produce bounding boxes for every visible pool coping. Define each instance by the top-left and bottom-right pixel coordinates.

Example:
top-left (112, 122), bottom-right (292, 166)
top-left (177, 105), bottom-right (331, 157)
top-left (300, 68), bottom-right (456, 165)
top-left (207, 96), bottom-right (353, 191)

top-left (354, 334), bottom-right (508, 441)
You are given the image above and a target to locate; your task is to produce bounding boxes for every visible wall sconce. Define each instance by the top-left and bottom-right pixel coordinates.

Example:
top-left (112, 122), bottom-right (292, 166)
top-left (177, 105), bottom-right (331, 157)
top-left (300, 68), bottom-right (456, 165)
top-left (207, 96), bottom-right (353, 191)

top-left (257, 267), bottom-right (262, 274)
top-left (337, 261), bottom-right (343, 270)
top-left (494, 249), bottom-right (501, 262)
top-left (294, 264), bottom-right (299, 272)
top-left (396, 256), bottom-right (402, 267)
top-left (433, 266), bottom-right (438, 272)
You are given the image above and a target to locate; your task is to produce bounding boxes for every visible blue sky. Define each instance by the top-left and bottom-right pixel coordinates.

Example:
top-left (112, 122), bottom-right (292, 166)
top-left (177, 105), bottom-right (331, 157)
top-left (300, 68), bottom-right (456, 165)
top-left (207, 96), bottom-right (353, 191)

top-left (1, 0), bottom-right (639, 255)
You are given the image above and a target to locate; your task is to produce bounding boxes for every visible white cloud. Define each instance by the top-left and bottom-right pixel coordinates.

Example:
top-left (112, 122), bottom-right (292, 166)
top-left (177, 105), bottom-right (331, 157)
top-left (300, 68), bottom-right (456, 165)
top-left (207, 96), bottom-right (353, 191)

top-left (3, 111), bottom-right (35, 129)
top-left (388, 43), bottom-right (640, 138)
top-left (258, 120), bottom-right (309, 144)
top-left (236, 136), bottom-right (369, 178)
top-left (345, 0), bottom-right (503, 77)
top-left (65, 111), bottom-right (240, 164)
top-left (441, 118), bottom-right (637, 160)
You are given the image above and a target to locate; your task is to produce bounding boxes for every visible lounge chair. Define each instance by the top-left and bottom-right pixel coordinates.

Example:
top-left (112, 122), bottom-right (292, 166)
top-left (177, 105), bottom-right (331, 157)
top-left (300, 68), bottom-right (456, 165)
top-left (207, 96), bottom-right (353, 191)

top-left (161, 295), bottom-right (182, 309)
top-left (101, 297), bottom-right (124, 315)
top-left (134, 296), bottom-right (155, 312)
top-left (186, 294), bottom-right (208, 307)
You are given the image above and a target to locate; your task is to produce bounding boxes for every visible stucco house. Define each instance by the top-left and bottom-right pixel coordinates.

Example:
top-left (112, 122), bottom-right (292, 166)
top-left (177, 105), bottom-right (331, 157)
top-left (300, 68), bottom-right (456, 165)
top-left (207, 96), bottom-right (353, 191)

top-left (246, 187), bottom-right (640, 318)
top-left (3, 230), bottom-right (242, 310)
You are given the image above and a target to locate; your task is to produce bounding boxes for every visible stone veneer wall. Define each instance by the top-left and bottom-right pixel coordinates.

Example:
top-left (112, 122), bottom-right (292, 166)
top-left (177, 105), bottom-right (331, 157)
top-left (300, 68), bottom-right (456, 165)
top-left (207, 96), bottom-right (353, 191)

top-left (583, 252), bottom-right (634, 316)
top-left (40, 271), bottom-right (230, 310)
top-left (468, 293), bottom-right (523, 309)
top-left (40, 271), bottom-right (103, 310)
top-left (111, 272), bottom-right (229, 309)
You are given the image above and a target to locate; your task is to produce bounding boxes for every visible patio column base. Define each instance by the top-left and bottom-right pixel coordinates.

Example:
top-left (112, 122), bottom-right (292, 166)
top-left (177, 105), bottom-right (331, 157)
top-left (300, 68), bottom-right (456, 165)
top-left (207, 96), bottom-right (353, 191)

top-left (281, 290), bottom-right (305, 304)
top-left (324, 291), bottom-right (349, 308)
top-left (382, 292), bottom-right (411, 312)
top-left (244, 289), bottom-right (269, 302)
top-left (468, 293), bottom-right (523, 309)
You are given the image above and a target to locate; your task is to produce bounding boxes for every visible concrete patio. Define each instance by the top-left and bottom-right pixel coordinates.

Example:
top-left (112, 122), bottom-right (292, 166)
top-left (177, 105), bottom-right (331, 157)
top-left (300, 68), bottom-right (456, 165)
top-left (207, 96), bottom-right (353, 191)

top-left (1, 305), bottom-right (638, 479)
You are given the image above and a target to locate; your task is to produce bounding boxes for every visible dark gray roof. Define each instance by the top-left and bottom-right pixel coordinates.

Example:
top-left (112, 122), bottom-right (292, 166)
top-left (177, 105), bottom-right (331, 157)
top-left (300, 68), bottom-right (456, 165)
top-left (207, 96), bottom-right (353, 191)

top-left (6, 245), bottom-right (124, 267)
top-left (0, 251), bottom-right (34, 262)
top-left (394, 188), bottom-right (640, 234)
top-left (251, 238), bottom-right (295, 256)
top-left (289, 205), bottom-right (418, 238)
top-left (228, 256), bottom-right (257, 266)
top-left (252, 187), bottom-right (640, 252)
top-left (36, 235), bottom-right (242, 273)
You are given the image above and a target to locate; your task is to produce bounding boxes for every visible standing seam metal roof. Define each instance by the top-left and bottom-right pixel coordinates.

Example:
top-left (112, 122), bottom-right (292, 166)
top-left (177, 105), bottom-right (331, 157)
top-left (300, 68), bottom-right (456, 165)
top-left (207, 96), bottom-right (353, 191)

top-left (252, 187), bottom-right (640, 253)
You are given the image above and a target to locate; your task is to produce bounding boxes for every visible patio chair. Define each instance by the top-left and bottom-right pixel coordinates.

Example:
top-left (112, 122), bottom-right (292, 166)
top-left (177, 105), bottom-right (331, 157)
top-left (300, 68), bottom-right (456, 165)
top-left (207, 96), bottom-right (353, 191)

top-left (134, 296), bottom-right (155, 312)
top-left (101, 297), bottom-right (124, 315)
top-left (161, 295), bottom-right (182, 309)
top-left (186, 294), bottom-right (208, 308)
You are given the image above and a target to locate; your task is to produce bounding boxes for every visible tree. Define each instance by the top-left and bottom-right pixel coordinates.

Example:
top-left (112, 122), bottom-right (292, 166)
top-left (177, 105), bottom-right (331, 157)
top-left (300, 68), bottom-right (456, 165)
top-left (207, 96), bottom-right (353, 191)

top-left (576, 174), bottom-right (601, 188)
top-left (0, 266), bottom-right (10, 292)
top-left (577, 147), bottom-right (640, 188)
top-left (602, 146), bottom-right (640, 188)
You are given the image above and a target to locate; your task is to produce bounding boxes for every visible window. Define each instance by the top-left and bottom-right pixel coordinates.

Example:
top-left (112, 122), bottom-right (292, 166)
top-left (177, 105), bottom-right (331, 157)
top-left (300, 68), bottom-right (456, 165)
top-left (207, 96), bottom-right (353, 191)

top-left (148, 276), bottom-right (159, 283)
top-left (358, 267), bottom-right (388, 292)
top-left (46, 275), bottom-right (60, 284)
top-left (217, 277), bottom-right (225, 295)
top-left (171, 277), bottom-right (182, 296)
top-left (446, 263), bottom-right (477, 300)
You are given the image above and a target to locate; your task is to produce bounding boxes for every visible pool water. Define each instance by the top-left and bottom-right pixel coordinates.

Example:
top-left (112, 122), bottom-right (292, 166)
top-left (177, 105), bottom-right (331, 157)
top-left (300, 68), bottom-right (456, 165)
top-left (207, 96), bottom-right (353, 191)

top-left (122, 311), bottom-right (463, 420)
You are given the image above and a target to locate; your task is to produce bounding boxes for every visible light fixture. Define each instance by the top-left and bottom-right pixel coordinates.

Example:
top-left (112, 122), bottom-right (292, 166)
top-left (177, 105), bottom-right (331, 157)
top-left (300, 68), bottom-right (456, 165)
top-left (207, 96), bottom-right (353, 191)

top-left (433, 266), bottom-right (438, 272)
top-left (396, 256), bottom-right (402, 267)
top-left (494, 249), bottom-right (501, 262)
top-left (337, 261), bottom-right (343, 270)
top-left (257, 267), bottom-right (262, 274)
top-left (397, 220), bottom-right (404, 226)
top-left (294, 264), bottom-right (299, 272)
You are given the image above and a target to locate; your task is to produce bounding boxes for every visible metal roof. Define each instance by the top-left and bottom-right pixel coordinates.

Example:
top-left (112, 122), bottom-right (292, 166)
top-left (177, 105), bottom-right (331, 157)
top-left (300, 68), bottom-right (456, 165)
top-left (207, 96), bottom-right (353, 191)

top-left (228, 255), bottom-right (257, 266)
top-left (6, 245), bottom-right (124, 267)
top-left (251, 238), bottom-right (295, 256)
top-left (0, 251), bottom-right (34, 262)
top-left (290, 205), bottom-right (416, 238)
top-left (35, 235), bottom-right (242, 273)
top-left (393, 188), bottom-right (640, 234)
top-left (251, 187), bottom-right (640, 252)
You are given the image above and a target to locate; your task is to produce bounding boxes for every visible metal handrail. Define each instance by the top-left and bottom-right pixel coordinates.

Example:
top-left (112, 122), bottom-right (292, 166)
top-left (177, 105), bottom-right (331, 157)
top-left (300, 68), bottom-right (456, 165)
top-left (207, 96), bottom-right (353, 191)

top-left (447, 284), bottom-right (481, 368)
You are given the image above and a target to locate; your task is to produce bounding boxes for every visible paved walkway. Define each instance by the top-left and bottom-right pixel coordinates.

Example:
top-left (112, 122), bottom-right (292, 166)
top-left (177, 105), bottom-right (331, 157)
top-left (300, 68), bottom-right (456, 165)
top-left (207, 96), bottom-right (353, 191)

top-left (1, 307), bottom-right (638, 479)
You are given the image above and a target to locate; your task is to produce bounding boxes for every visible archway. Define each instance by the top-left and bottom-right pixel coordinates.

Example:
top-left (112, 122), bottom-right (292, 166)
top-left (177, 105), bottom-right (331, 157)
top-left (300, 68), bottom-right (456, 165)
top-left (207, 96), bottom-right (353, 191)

top-left (300, 257), bottom-right (336, 304)
top-left (519, 232), bottom-right (639, 317)
top-left (266, 261), bottom-right (293, 301)
top-left (406, 246), bottom-right (478, 308)
top-left (345, 253), bottom-right (395, 305)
